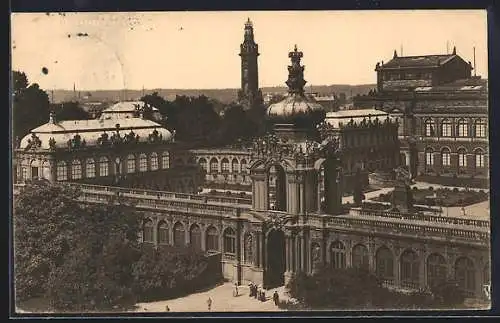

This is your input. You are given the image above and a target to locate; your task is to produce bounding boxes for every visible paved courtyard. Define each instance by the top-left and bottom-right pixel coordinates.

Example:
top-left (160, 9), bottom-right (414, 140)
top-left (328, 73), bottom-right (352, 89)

top-left (134, 283), bottom-right (289, 312)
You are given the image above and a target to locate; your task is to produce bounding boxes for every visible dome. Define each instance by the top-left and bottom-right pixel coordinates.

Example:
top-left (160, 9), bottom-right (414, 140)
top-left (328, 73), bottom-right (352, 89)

top-left (265, 45), bottom-right (325, 126)
top-left (267, 92), bottom-right (324, 118)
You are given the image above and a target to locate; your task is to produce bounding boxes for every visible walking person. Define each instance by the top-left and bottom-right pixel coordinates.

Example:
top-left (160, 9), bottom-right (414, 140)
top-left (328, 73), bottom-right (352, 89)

top-left (165, 305), bottom-right (170, 312)
top-left (207, 297), bottom-right (212, 311)
top-left (273, 291), bottom-right (280, 306)
top-left (248, 282), bottom-right (254, 297)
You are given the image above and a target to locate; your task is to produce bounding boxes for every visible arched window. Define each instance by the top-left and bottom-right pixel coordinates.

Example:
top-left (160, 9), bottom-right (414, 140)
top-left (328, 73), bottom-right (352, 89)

top-left (139, 153), bottom-right (147, 172)
top-left (458, 148), bottom-right (467, 168)
top-left (150, 152), bottom-right (159, 171)
top-left (474, 119), bottom-right (487, 138)
top-left (223, 227), bottom-right (236, 255)
top-left (455, 257), bottom-right (476, 297)
top-left (221, 158), bottom-right (230, 173)
top-left (330, 241), bottom-right (346, 269)
top-left (29, 160), bottom-right (39, 179)
top-left (474, 148), bottom-right (485, 168)
top-left (457, 119), bottom-right (468, 137)
top-left (427, 253), bottom-right (447, 289)
top-left (209, 158), bottom-right (219, 173)
top-left (189, 224), bottom-right (202, 250)
top-left (243, 233), bottom-right (253, 264)
top-left (99, 157), bottom-right (109, 177)
top-left (161, 151), bottom-right (170, 169)
top-left (241, 159), bottom-right (248, 173)
top-left (441, 119), bottom-right (452, 137)
top-left (86, 158), bottom-right (95, 178)
top-left (376, 247), bottom-right (394, 284)
top-left (424, 119), bottom-right (435, 136)
top-left (441, 148), bottom-right (451, 167)
top-left (57, 161), bottom-right (67, 181)
top-left (352, 244), bottom-right (369, 270)
top-left (127, 154), bottom-right (136, 173)
top-left (173, 222), bottom-right (186, 247)
top-left (157, 221), bottom-right (169, 245)
top-left (206, 226), bottom-right (219, 252)
top-left (400, 250), bottom-right (420, 289)
top-left (71, 160), bottom-right (82, 179)
top-left (232, 158), bottom-right (239, 173)
top-left (41, 160), bottom-right (51, 179)
top-left (425, 148), bottom-right (434, 166)
top-left (199, 158), bottom-right (207, 172)
top-left (143, 219), bottom-right (154, 243)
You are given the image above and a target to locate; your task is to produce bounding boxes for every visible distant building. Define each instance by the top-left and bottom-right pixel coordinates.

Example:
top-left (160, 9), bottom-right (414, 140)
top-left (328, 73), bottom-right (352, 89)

top-left (14, 104), bottom-right (202, 192)
top-left (237, 18), bottom-right (264, 111)
top-left (353, 48), bottom-right (488, 188)
top-left (101, 101), bottom-right (162, 122)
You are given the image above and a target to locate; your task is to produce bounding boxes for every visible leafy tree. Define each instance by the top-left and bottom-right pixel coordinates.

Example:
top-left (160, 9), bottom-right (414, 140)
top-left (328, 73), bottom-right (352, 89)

top-left (51, 101), bottom-right (90, 121)
top-left (14, 182), bottom-right (83, 301)
top-left (12, 71), bottom-right (50, 140)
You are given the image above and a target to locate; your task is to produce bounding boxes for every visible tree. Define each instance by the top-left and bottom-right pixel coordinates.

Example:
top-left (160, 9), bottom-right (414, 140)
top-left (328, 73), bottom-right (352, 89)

top-left (14, 182), bottom-right (83, 300)
top-left (12, 71), bottom-right (51, 140)
top-left (51, 101), bottom-right (90, 121)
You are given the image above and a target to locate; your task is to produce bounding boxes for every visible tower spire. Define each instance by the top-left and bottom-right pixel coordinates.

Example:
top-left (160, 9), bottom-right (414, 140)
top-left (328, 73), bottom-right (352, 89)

top-left (286, 45), bottom-right (306, 95)
top-left (238, 18), bottom-right (262, 110)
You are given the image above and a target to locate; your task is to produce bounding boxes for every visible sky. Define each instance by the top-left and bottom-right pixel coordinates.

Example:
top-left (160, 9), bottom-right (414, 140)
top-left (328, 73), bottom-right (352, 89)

top-left (11, 10), bottom-right (488, 91)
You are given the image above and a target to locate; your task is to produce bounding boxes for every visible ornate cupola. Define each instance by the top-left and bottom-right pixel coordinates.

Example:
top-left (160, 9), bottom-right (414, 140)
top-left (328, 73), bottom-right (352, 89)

top-left (267, 45), bottom-right (325, 141)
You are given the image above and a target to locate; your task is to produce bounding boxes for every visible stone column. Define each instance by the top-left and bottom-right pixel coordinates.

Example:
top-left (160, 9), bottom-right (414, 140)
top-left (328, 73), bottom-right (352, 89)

top-left (49, 157), bottom-right (57, 183)
top-left (419, 250), bottom-right (426, 289)
top-left (153, 218), bottom-right (158, 247)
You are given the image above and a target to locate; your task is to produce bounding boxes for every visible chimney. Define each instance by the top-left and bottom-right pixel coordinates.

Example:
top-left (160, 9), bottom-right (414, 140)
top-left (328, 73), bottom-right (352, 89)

top-left (393, 50), bottom-right (398, 58)
top-left (452, 46), bottom-right (456, 55)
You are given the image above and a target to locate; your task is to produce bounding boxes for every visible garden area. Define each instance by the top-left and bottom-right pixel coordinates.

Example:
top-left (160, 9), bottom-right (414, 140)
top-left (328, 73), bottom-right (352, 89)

top-left (373, 186), bottom-right (489, 207)
top-left (278, 266), bottom-right (470, 311)
top-left (14, 181), bottom-right (222, 313)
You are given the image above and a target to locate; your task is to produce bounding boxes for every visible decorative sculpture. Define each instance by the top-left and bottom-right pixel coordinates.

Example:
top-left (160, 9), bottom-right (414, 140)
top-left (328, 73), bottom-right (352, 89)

top-left (25, 133), bottom-right (42, 150)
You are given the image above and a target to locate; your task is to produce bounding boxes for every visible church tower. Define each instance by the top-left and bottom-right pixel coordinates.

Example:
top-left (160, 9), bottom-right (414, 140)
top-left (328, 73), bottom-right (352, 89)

top-left (238, 18), bottom-right (263, 110)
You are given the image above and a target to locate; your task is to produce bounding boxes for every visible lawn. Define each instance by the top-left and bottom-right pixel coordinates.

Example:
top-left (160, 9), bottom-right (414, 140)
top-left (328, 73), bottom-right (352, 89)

top-left (373, 186), bottom-right (488, 207)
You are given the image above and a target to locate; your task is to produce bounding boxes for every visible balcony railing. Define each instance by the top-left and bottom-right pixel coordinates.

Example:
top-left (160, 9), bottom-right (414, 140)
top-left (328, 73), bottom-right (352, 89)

top-left (349, 208), bottom-right (490, 228)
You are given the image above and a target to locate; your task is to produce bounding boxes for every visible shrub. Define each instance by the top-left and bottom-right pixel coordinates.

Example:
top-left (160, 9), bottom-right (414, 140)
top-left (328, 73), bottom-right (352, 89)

top-left (452, 187), bottom-right (459, 193)
top-left (428, 186), bottom-right (434, 191)
top-left (430, 280), bottom-right (465, 307)
top-left (412, 187), bottom-right (419, 191)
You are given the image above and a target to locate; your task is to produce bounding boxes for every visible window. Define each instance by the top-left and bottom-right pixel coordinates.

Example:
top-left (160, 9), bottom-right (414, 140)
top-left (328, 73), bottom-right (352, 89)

top-left (241, 159), bottom-right (248, 173)
top-left (457, 119), bottom-right (468, 137)
top-left (376, 247), bottom-right (394, 283)
top-left (330, 241), bottom-right (346, 269)
top-left (400, 250), bottom-right (420, 289)
top-left (223, 227), bottom-right (236, 255)
top-left (143, 219), bottom-right (154, 243)
top-left (150, 152), bottom-right (159, 171)
top-left (99, 157), bottom-right (109, 176)
top-left (232, 158), bottom-right (239, 173)
top-left (86, 158), bottom-right (95, 178)
top-left (206, 226), bottom-right (219, 252)
top-left (189, 224), bottom-right (202, 250)
top-left (127, 154), bottom-right (136, 173)
top-left (71, 160), bottom-right (82, 179)
top-left (199, 158), bottom-right (207, 172)
top-left (441, 119), bottom-right (452, 137)
top-left (424, 119), bottom-right (435, 137)
top-left (427, 254), bottom-right (447, 289)
top-left (209, 158), bottom-right (219, 173)
top-left (221, 158), bottom-right (230, 173)
top-left (474, 119), bottom-right (487, 138)
top-left (173, 222), bottom-right (186, 247)
top-left (458, 148), bottom-right (467, 168)
top-left (161, 151), bottom-right (170, 169)
top-left (30, 161), bottom-right (39, 179)
top-left (425, 148), bottom-right (434, 166)
top-left (139, 153), bottom-right (147, 172)
top-left (157, 221), bottom-right (169, 245)
top-left (441, 148), bottom-right (451, 167)
top-left (57, 161), bottom-right (67, 180)
top-left (475, 149), bottom-right (485, 168)
top-left (352, 244), bottom-right (369, 270)
top-left (455, 257), bottom-right (476, 297)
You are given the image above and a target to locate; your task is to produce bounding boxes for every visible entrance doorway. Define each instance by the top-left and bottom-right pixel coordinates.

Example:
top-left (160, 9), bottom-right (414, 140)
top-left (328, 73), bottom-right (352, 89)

top-left (266, 229), bottom-right (286, 288)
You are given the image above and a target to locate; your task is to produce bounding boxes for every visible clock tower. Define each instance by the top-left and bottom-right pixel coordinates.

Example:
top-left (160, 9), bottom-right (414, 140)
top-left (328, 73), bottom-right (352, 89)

top-left (238, 18), bottom-right (263, 110)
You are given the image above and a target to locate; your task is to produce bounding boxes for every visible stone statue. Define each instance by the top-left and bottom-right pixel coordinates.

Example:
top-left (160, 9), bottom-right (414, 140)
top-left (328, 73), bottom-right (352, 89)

top-left (394, 166), bottom-right (411, 186)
